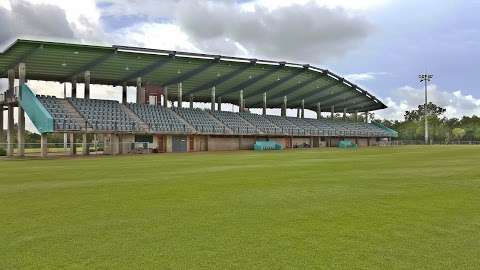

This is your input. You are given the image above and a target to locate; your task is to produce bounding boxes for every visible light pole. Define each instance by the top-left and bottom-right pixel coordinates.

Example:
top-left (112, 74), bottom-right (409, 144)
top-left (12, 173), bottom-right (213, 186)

top-left (419, 73), bottom-right (433, 144)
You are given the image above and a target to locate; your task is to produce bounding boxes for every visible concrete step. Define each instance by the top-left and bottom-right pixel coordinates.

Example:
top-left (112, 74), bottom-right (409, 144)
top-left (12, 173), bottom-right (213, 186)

top-left (59, 99), bottom-right (89, 129)
top-left (121, 104), bottom-right (150, 132)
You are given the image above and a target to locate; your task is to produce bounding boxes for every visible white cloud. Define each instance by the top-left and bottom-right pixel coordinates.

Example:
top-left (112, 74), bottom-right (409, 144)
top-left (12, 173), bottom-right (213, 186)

top-left (345, 72), bottom-right (388, 83)
top-left (376, 84), bottom-right (480, 120)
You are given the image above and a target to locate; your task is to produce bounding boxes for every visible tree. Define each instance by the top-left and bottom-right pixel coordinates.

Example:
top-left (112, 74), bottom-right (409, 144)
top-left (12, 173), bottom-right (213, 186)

top-left (404, 102), bottom-right (446, 121)
top-left (452, 128), bottom-right (466, 140)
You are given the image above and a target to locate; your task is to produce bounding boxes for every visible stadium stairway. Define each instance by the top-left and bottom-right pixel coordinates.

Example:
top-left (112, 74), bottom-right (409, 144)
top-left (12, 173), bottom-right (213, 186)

top-left (121, 104), bottom-right (151, 133)
top-left (17, 84), bottom-right (54, 133)
top-left (60, 99), bottom-right (90, 131)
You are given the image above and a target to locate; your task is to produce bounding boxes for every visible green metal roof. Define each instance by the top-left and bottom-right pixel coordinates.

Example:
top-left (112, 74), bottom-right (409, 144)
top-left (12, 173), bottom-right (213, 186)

top-left (0, 39), bottom-right (387, 112)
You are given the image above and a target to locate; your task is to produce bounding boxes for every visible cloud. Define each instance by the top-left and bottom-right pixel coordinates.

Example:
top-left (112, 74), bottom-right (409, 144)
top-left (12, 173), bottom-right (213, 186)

top-left (174, 1), bottom-right (373, 62)
top-left (345, 72), bottom-right (388, 83)
top-left (0, 0), bottom-right (76, 46)
top-left (376, 84), bottom-right (480, 120)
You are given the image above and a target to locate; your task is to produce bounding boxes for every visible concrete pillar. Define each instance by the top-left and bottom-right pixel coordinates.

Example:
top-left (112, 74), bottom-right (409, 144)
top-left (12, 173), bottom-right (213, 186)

top-left (41, 133), bottom-right (48, 158)
top-left (163, 87), bottom-right (168, 107)
top-left (6, 106), bottom-right (14, 156)
top-left (63, 133), bottom-right (68, 151)
top-left (0, 106), bottom-right (3, 144)
top-left (239, 90), bottom-right (244, 112)
top-left (331, 105), bottom-right (335, 119)
top-left (355, 111), bottom-right (358, 122)
top-left (365, 111), bottom-right (369, 123)
top-left (189, 94), bottom-right (194, 109)
top-left (343, 108), bottom-right (347, 121)
top-left (316, 103), bottom-right (321, 119)
top-left (7, 69), bottom-right (14, 97)
top-left (17, 62), bottom-right (25, 157)
top-left (217, 97), bottom-right (222, 111)
top-left (122, 84), bottom-right (128, 104)
top-left (71, 77), bottom-right (77, 98)
top-left (82, 133), bottom-right (89, 155)
top-left (296, 108), bottom-right (300, 118)
top-left (281, 96), bottom-right (287, 117)
top-left (136, 77), bottom-right (143, 104)
top-left (301, 99), bottom-right (305, 119)
top-left (84, 71), bottom-right (90, 99)
top-left (69, 133), bottom-right (75, 156)
top-left (177, 82), bottom-right (183, 108)
top-left (211, 86), bottom-right (216, 111)
top-left (262, 92), bottom-right (267, 115)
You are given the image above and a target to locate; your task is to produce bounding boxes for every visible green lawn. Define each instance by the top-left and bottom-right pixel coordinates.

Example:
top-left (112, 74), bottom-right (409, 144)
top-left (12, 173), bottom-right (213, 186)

top-left (1, 146), bottom-right (479, 269)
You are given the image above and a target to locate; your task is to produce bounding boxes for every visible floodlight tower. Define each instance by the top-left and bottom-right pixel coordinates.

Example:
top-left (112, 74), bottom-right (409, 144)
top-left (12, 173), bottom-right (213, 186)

top-left (419, 73), bottom-right (433, 144)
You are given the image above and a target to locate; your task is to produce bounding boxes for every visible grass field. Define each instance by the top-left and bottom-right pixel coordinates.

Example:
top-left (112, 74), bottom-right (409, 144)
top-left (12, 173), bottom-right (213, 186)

top-left (1, 146), bottom-right (479, 269)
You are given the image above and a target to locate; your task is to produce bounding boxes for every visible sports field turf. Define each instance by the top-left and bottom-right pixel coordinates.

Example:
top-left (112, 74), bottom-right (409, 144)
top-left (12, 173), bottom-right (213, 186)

top-left (1, 146), bottom-right (479, 269)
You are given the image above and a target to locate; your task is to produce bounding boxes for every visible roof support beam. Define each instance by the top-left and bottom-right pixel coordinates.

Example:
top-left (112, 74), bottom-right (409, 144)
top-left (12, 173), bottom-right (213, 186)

top-left (118, 53), bottom-right (175, 85)
top-left (327, 93), bottom-right (368, 109)
top-left (1, 45), bottom-right (43, 75)
top-left (257, 74), bottom-right (324, 106)
top-left (186, 60), bottom-right (256, 96)
top-left (217, 63), bottom-right (285, 98)
top-left (287, 80), bottom-right (340, 105)
top-left (244, 66), bottom-right (308, 99)
top-left (63, 50), bottom-right (117, 82)
top-left (338, 100), bottom-right (376, 112)
top-left (161, 57), bottom-right (220, 87)
top-left (312, 87), bottom-right (362, 108)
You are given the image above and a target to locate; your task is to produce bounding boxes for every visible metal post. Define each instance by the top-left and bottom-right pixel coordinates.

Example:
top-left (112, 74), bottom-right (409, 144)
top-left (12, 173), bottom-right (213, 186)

top-left (71, 77), bottom-right (77, 98)
top-left (424, 78), bottom-right (429, 144)
top-left (239, 90), bottom-right (244, 112)
top-left (7, 105), bottom-right (13, 156)
top-left (136, 77), bottom-right (142, 104)
top-left (301, 99), bottom-right (305, 119)
top-left (282, 96), bottom-right (287, 117)
top-left (211, 86), bottom-right (216, 111)
top-left (84, 71), bottom-right (90, 99)
top-left (262, 92), bottom-right (267, 115)
top-left (163, 87), bottom-right (168, 107)
top-left (17, 63), bottom-right (25, 157)
top-left (331, 105), bottom-right (335, 119)
top-left (316, 103), bottom-right (321, 119)
top-left (122, 84), bottom-right (128, 104)
top-left (189, 94), bottom-right (194, 109)
top-left (41, 133), bottom-right (48, 158)
top-left (177, 82), bottom-right (183, 108)
top-left (69, 133), bottom-right (75, 156)
top-left (217, 97), bottom-right (222, 111)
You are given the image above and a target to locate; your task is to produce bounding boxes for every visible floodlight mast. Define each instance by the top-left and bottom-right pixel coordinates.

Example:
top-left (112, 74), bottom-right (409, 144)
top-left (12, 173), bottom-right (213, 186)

top-left (419, 73), bottom-right (433, 144)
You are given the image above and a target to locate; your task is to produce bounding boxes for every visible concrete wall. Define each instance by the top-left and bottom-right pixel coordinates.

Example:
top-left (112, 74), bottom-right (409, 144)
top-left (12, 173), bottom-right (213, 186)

top-left (239, 136), bottom-right (256, 150)
top-left (119, 134), bottom-right (135, 154)
top-left (292, 137), bottom-right (311, 147)
top-left (269, 137), bottom-right (288, 148)
top-left (193, 135), bottom-right (208, 152)
top-left (369, 137), bottom-right (378, 146)
top-left (166, 135), bottom-right (173, 153)
top-left (207, 136), bottom-right (240, 151)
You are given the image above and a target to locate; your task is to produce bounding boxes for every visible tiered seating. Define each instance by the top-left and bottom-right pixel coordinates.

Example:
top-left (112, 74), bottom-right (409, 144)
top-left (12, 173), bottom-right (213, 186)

top-left (127, 104), bottom-right (193, 134)
top-left (239, 112), bottom-right (283, 135)
top-left (174, 108), bottom-right (228, 134)
top-left (264, 115), bottom-right (306, 136)
top-left (286, 117), bottom-right (322, 136)
top-left (69, 98), bottom-right (141, 132)
top-left (211, 110), bottom-right (258, 135)
top-left (37, 95), bottom-right (82, 131)
top-left (304, 118), bottom-right (390, 137)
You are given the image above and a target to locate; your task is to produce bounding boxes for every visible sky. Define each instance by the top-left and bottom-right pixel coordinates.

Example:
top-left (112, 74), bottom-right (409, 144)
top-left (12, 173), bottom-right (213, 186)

top-left (1, 0), bottom-right (480, 131)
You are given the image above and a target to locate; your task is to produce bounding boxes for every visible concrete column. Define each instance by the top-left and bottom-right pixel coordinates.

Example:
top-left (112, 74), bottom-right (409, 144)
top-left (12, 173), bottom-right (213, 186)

top-left (122, 84), bottom-right (128, 104)
top-left (41, 133), bottom-right (48, 158)
top-left (262, 92), bottom-right (267, 115)
top-left (296, 108), bottom-right (300, 118)
top-left (217, 97), bottom-right (222, 111)
top-left (17, 62), bottom-right (25, 157)
top-left (6, 105), bottom-right (14, 156)
top-left (7, 69), bottom-right (14, 97)
top-left (343, 108), bottom-right (347, 121)
top-left (84, 71), bottom-right (90, 99)
top-left (331, 105), bottom-right (335, 119)
top-left (301, 99), bottom-right (305, 119)
top-left (69, 133), bottom-right (75, 156)
top-left (316, 103), bottom-right (321, 119)
top-left (63, 133), bottom-right (68, 151)
top-left (177, 82), bottom-right (183, 108)
top-left (163, 87), bottom-right (168, 107)
top-left (281, 96), bottom-right (287, 117)
top-left (71, 77), bottom-right (77, 98)
top-left (354, 111), bottom-right (358, 122)
top-left (239, 90), bottom-right (244, 112)
top-left (136, 77), bottom-right (143, 104)
top-left (365, 111), bottom-right (369, 123)
top-left (189, 94), bottom-right (194, 109)
top-left (0, 106), bottom-right (3, 144)
top-left (82, 133), bottom-right (89, 155)
top-left (211, 86), bottom-right (216, 111)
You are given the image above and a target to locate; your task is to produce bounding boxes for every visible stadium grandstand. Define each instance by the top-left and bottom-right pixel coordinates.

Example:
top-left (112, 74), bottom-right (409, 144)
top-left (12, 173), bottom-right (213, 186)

top-left (0, 39), bottom-right (397, 157)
